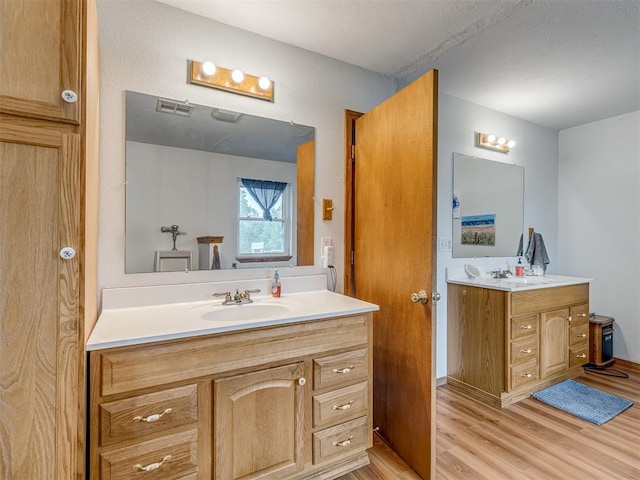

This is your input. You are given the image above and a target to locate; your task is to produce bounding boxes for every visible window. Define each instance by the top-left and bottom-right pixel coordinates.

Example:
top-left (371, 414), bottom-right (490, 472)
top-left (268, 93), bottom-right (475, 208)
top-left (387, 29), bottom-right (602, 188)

top-left (237, 178), bottom-right (292, 261)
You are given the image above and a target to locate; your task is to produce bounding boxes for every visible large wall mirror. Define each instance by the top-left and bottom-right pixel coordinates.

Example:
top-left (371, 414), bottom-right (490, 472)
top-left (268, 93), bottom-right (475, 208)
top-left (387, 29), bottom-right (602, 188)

top-left (452, 153), bottom-right (524, 258)
top-left (125, 91), bottom-right (315, 273)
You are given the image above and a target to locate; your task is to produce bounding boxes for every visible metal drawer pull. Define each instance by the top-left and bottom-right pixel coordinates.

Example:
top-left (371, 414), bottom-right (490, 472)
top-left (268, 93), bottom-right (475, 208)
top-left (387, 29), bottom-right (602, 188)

top-left (133, 408), bottom-right (173, 423)
top-left (332, 401), bottom-right (354, 411)
top-left (521, 372), bottom-right (533, 378)
top-left (133, 455), bottom-right (171, 472)
top-left (577, 333), bottom-right (587, 338)
top-left (576, 353), bottom-right (587, 359)
top-left (332, 365), bottom-right (354, 374)
top-left (333, 436), bottom-right (354, 447)
top-left (577, 313), bottom-right (588, 317)
top-left (520, 325), bottom-right (533, 330)
top-left (520, 348), bottom-right (533, 354)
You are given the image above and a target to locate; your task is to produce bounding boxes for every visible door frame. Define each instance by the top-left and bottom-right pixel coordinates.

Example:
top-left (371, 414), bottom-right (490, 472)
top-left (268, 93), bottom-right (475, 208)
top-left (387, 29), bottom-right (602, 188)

top-left (343, 109), bottom-right (362, 297)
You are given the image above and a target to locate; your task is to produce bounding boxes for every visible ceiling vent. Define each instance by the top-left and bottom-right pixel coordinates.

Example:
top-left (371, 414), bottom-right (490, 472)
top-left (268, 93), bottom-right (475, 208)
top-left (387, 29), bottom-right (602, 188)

top-left (156, 98), bottom-right (195, 117)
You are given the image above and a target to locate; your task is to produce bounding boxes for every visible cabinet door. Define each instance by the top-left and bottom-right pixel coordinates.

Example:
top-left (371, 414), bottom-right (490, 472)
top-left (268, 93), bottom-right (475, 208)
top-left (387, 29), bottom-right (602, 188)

top-left (0, 119), bottom-right (80, 479)
top-left (0, 0), bottom-right (81, 123)
top-left (540, 308), bottom-right (569, 378)
top-left (214, 362), bottom-right (306, 480)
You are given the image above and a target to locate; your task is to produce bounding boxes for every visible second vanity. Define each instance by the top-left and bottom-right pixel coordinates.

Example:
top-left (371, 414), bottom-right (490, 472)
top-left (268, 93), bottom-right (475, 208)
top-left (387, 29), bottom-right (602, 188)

top-left (446, 268), bottom-right (592, 407)
top-left (87, 276), bottom-right (378, 479)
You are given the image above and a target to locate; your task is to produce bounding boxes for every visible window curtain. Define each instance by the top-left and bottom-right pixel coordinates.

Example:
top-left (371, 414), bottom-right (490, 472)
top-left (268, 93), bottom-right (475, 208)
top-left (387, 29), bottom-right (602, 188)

top-left (241, 178), bottom-right (287, 221)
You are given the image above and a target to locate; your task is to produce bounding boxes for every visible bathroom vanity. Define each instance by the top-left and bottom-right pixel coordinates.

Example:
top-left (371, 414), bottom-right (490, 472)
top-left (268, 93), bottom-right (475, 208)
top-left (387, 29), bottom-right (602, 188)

top-left (446, 270), bottom-right (591, 407)
top-left (87, 278), bottom-right (377, 479)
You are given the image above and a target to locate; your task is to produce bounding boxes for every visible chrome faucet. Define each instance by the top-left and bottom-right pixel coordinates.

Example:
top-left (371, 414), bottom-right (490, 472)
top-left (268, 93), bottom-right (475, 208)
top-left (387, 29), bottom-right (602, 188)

top-left (491, 268), bottom-right (511, 279)
top-left (160, 224), bottom-right (186, 250)
top-left (213, 289), bottom-right (261, 305)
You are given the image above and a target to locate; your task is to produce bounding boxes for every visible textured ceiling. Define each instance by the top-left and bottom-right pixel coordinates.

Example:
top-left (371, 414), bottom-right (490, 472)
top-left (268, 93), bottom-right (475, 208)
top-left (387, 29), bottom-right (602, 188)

top-left (158, 0), bottom-right (640, 130)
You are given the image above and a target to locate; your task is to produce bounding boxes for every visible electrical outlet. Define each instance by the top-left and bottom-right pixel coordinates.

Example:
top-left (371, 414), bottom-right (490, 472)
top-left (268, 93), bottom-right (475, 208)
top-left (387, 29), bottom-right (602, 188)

top-left (320, 237), bottom-right (333, 268)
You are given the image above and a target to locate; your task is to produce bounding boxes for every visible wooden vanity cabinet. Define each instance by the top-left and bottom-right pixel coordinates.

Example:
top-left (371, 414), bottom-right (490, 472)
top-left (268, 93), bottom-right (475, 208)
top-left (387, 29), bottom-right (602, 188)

top-left (447, 283), bottom-right (589, 407)
top-left (89, 313), bottom-right (373, 479)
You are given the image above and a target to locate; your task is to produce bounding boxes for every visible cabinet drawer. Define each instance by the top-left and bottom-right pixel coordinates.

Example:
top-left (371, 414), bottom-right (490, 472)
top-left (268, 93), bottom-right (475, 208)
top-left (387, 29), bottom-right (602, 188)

top-left (510, 337), bottom-right (538, 365)
top-left (570, 345), bottom-right (589, 368)
top-left (511, 284), bottom-right (589, 316)
top-left (98, 314), bottom-right (369, 396)
top-left (510, 360), bottom-right (539, 390)
top-left (99, 384), bottom-right (198, 446)
top-left (313, 382), bottom-right (368, 428)
top-left (569, 323), bottom-right (589, 347)
top-left (100, 428), bottom-right (197, 479)
top-left (313, 348), bottom-right (368, 390)
top-left (570, 303), bottom-right (589, 326)
top-left (312, 416), bottom-right (368, 465)
top-left (510, 314), bottom-right (538, 340)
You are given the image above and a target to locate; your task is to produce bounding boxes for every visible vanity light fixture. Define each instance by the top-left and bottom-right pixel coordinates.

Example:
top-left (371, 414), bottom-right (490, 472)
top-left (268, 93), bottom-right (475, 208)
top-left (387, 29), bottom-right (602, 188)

top-left (475, 132), bottom-right (516, 153)
top-left (188, 59), bottom-right (274, 102)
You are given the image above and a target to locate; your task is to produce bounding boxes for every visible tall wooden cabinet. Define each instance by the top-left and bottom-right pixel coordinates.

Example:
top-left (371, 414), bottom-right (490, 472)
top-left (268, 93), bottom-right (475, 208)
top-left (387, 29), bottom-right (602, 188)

top-left (0, 1), bottom-right (99, 478)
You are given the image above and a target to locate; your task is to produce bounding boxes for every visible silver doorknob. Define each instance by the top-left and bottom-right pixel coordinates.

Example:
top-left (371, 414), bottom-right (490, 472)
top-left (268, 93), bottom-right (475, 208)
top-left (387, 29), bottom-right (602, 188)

top-left (432, 292), bottom-right (441, 303)
top-left (59, 247), bottom-right (76, 259)
top-left (410, 291), bottom-right (429, 304)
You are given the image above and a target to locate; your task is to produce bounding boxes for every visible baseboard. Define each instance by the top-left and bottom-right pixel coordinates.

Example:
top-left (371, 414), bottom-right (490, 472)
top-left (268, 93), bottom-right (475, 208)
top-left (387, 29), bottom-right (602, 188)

top-left (436, 376), bottom-right (447, 387)
top-left (613, 357), bottom-right (640, 373)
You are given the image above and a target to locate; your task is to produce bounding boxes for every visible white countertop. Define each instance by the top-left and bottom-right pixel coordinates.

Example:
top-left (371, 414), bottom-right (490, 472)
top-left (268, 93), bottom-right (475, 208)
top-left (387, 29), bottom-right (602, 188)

top-left (446, 266), bottom-right (591, 292)
top-left (87, 284), bottom-right (379, 351)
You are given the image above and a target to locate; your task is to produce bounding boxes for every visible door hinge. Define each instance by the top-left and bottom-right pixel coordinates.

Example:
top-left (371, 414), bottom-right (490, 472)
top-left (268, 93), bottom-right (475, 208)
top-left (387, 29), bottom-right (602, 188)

top-left (351, 145), bottom-right (355, 161)
top-left (350, 250), bottom-right (355, 265)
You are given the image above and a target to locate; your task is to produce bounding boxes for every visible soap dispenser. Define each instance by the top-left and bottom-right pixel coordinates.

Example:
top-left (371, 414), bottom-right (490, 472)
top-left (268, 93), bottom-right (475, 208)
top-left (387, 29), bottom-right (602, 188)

top-left (271, 269), bottom-right (281, 297)
top-left (515, 257), bottom-right (524, 277)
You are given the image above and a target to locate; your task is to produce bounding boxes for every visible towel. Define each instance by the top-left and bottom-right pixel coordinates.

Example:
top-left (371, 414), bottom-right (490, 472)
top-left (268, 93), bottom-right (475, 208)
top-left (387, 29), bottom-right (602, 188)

top-left (516, 233), bottom-right (524, 256)
top-left (525, 232), bottom-right (550, 272)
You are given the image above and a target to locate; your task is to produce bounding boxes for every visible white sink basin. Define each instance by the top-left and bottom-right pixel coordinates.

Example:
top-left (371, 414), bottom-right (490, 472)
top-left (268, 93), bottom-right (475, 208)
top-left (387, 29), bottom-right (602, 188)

top-left (189, 302), bottom-right (293, 323)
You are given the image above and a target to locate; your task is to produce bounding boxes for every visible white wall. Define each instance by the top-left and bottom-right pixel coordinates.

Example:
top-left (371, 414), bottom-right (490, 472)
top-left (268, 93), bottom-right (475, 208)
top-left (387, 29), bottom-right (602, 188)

top-left (436, 93), bottom-right (559, 378)
top-left (96, 0), bottom-right (396, 291)
top-left (558, 111), bottom-right (640, 363)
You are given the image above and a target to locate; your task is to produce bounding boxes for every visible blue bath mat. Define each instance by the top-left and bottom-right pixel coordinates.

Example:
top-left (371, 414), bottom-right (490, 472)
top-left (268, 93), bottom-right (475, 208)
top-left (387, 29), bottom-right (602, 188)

top-left (531, 379), bottom-right (633, 425)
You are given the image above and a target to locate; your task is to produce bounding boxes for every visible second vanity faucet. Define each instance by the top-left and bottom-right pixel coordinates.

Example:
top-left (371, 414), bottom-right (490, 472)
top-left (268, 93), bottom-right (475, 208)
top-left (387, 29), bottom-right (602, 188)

top-left (213, 289), bottom-right (261, 305)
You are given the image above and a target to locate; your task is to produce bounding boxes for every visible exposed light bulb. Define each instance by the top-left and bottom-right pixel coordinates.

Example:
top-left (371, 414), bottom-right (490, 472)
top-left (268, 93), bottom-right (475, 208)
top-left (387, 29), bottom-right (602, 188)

top-left (507, 140), bottom-right (516, 148)
top-left (497, 137), bottom-right (507, 146)
top-left (201, 61), bottom-right (216, 77)
top-left (486, 134), bottom-right (496, 143)
top-left (258, 76), bottom-right (271, 90)
top-left (231, 69), bottom-right (244, 84)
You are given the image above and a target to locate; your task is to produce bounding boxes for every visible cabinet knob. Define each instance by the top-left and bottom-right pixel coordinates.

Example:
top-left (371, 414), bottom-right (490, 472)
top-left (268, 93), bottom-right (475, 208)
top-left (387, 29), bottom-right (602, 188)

top-left (132, 455), bottom-right (171, 472)
top-left (521, 372), bottom-right (533, 378)
top-left (59, 247), bottom-right (76, 259)
top-left (298, 377), bottom-right (306, 386)
top-left (577, 333), bottom-right (587, 338)
top-left (61, 89), bottom-right (78, 103)
top-left (519, 324), bottom-right (533, 330)
top-left (567, 316), bottom-right (573, 323)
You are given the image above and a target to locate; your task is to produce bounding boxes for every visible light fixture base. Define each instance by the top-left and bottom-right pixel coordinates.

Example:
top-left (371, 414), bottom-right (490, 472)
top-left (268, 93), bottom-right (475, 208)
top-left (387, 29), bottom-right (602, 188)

top-left (189, 60), bottom-right (274, 102)
top-left (475, 132), bottom-right (512, 153)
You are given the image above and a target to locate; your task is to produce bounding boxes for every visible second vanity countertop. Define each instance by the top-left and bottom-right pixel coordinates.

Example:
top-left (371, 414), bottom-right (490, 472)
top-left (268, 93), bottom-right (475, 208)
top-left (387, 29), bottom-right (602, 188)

top-left (446, 266), bottom-right (592, 292)
top-left (87, 279), bottom-right (379, 351)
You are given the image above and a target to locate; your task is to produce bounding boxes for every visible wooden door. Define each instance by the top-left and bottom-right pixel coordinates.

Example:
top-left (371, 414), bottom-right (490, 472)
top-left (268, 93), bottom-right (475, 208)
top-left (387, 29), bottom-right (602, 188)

top-left (0, 118), bottom-right (80, 479)
top-left (353, 70), bottom-right (438, 479)
top-left (0, 0), bottom-right (81, 124)
top-left (541, 308), bottom-right (569, 378)
top-left (214, 362), bottom-right (306, 479)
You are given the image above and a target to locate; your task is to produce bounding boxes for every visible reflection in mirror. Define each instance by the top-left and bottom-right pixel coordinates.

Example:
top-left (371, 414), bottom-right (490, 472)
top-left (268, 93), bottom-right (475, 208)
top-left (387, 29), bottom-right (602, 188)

top-left (452, 153), bottom-right (524, 258)
top-left (125, 91), bottom-right (315, 273)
